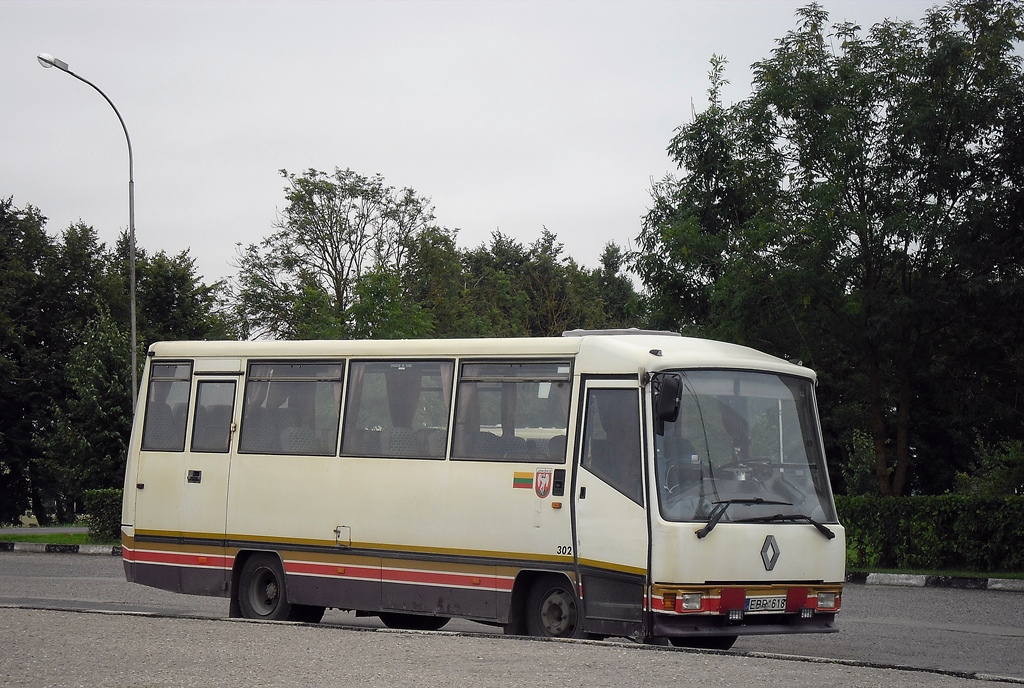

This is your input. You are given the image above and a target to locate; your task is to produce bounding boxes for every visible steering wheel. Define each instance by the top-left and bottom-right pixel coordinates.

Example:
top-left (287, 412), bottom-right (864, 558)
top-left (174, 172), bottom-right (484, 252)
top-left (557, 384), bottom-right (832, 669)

top-left (717, 459), bottom-right (772, 482)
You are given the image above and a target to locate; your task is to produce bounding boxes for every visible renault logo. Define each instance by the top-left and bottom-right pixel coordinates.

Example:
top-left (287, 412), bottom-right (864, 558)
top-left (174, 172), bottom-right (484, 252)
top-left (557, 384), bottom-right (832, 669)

top-left (761, 535), bottom-right (780, 571)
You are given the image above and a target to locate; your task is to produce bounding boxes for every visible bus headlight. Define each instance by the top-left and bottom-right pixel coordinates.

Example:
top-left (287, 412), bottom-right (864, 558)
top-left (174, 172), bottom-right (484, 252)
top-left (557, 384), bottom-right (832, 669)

top-left (681, 593), bottom-right (703, 610)
top-left (817, 592), bottom-right (838, 609)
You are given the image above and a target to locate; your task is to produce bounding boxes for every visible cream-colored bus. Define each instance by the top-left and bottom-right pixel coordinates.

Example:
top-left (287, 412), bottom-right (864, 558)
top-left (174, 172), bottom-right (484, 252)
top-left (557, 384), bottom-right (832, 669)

top-left (121, 330), bottom-right (844, 647)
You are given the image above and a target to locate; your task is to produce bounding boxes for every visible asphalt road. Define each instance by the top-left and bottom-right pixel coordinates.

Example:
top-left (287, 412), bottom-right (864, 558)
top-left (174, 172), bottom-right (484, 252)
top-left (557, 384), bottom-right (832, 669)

top-left (1, 552), bottom-right (1022, 686)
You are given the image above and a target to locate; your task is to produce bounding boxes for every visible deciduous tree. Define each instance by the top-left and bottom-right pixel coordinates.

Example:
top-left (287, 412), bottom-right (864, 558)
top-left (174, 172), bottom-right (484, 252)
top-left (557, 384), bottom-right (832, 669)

top-left (230, 168), bottom-right (434, 339)
top-left (634, 0), bottom-right (1024, 495)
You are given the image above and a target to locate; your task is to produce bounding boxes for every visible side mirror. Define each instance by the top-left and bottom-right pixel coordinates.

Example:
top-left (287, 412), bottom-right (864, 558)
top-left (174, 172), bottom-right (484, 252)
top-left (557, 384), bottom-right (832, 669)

top-left (652, 373), bottom-right (682, 436)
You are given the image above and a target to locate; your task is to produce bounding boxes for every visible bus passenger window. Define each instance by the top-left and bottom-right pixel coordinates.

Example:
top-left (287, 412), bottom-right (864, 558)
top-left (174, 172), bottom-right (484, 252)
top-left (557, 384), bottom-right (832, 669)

top-left (342, 362), bottom-right (454, 458)
top-left (341, 360), bottom-right (454, 459)
top-left (581, 388), bottom-right (643, 505)
top-left (191, 381), bottom-right (236, 453)
top-left (238, 362), bottom-right (344, 456)
top-left (141, 363), bottom-right (193, 452)
top-left (451, 361), bottom-right (572, 463)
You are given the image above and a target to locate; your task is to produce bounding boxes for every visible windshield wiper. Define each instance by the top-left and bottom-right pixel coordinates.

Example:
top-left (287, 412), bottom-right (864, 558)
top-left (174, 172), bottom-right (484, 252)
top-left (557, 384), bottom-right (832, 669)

top-left (735, 513), bottom-right (836, 540)
top-left (694, 498), bottom-right (792, 539)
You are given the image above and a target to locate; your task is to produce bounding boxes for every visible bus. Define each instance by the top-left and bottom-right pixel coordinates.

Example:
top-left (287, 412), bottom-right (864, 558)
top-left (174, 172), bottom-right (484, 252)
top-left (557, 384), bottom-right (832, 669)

top-left (120, 330), bottom-right (844, 647)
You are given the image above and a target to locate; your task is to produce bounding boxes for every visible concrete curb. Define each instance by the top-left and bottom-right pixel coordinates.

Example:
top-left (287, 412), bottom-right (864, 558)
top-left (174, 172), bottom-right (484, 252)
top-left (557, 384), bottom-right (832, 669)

top-left (845, 570), bottom-right (1024, 593)
top-left (985, 578), bottom-right (1024, 593)
top-left (0, 542), bottom-right (121, 556)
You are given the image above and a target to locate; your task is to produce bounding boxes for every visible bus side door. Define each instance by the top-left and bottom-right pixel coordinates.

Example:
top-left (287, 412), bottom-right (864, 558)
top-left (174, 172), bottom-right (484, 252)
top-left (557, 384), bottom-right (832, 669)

top-left (178, 372), bottom-right (240, 595)
top-left (573, 379), bottom-right (650, 639)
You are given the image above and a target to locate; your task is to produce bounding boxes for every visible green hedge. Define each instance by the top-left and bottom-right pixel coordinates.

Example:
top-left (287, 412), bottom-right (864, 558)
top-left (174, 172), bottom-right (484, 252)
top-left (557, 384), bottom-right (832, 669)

top-left (836, 495), bottom-right (1024, 573)
top-left (83, 488), bottom-right (123, 544)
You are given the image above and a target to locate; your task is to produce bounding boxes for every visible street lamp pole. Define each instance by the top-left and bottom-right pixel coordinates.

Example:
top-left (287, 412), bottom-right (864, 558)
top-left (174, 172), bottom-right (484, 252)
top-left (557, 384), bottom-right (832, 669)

top-left (37, 53), bottom-right (138, 412)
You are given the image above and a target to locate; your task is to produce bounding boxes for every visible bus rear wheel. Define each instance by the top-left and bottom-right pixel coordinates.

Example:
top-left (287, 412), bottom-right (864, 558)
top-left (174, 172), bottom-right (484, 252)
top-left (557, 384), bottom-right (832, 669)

top-left (669, 635), bottom-right (738, 651)
top-left (238, 553), bottom-right (293, 621)
top-left (379, 612), bottom-right (450, 631)
top-left (525, 575), bottom-right (585, 639)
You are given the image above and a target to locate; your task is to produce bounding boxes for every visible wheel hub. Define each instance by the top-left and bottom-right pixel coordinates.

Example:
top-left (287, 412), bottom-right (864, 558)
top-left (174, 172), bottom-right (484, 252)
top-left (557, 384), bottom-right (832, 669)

top-left (541, 590), bottom-right (576, 636)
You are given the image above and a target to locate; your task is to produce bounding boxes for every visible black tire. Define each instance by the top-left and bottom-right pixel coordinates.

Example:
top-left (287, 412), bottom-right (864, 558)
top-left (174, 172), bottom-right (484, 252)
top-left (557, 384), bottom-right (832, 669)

top-left (378, 612), bottom-right (450, 631)
top-left (525, 575), bottom-right (585, 639)
top-left (237, 553), bottom-right (293, 621)
top-left (669, 635), bottom-right (738, 650)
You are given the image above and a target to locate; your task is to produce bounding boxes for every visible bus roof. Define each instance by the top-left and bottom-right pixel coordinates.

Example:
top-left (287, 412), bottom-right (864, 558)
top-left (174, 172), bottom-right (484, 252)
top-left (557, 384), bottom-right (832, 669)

top-left (147, 332), bottom-right (813, 380)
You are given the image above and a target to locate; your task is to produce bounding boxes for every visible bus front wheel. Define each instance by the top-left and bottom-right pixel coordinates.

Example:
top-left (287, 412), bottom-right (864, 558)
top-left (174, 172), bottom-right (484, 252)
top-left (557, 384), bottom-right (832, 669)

top-left (238, 553), bottom-right (293, 621)
top-left (525, 575), bottom-right (585, 639)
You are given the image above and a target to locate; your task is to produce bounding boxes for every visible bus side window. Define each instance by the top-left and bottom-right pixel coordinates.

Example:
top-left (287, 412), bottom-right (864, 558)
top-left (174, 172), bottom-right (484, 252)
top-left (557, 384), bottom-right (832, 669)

top-left (451, 361), bottom-right (572, 463)
top-left (581, 388), bottom-right (643, 505)
top-left (191, 381), bottom-right (236, 453)
top-left (341, 360), bottom-right (454, 459)
top-left (238, 362), bottom-right (344, 456)
top-left (141, 363), bottom-right (193, 452)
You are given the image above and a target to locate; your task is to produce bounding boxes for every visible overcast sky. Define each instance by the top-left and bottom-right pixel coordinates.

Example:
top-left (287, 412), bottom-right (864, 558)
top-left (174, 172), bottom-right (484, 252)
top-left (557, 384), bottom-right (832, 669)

top-left (3, 0), bottom-right (939, 284)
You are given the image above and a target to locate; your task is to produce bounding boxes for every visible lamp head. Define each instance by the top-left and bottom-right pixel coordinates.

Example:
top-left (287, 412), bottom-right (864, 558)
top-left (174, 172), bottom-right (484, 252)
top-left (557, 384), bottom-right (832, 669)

top-left (37, 53), bottom-right (69, 71)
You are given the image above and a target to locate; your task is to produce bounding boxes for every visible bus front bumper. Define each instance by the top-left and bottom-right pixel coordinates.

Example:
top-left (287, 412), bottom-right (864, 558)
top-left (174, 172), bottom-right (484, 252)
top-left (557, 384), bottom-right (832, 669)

top-left (649, 583), bottom-right (841, 637)
top-left (652, 610), bottom-right (838, 638)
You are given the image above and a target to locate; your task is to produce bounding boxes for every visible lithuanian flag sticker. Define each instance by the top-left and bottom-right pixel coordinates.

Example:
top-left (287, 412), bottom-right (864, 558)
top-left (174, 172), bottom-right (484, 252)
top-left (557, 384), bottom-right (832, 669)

top-left (512, 472), bottom-right (534, 489)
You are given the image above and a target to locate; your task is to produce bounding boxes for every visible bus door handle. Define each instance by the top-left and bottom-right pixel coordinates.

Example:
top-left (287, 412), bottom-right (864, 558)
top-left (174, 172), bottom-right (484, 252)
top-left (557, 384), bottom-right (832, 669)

top-left (579, 486), bottom-right (586, 500)
top-left (187, 469), bottom-right (202, 484)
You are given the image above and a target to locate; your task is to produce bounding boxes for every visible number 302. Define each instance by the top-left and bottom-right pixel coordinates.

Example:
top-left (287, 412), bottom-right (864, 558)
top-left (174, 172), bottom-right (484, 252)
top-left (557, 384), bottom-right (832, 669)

top-left (556, 545), bottom-right (573, 556)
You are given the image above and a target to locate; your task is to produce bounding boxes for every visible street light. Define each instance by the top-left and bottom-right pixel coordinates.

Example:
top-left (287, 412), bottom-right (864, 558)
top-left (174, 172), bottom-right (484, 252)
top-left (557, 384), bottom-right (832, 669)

top-left (37, 53), bottom-right (138, 412)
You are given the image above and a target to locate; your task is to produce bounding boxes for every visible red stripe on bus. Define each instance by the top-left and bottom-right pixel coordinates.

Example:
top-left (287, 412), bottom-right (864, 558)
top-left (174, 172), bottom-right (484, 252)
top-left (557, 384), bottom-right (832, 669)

top-left (383, 567), bottom-right (515, 591)
top-left (286, 559), bottom-right (514, 591)
top-left (127, 547), bottom-right (515, 592)
top-left (124, 547), bottom-right (233, 569)
top-left (285, 560), bottom-right (380, 580)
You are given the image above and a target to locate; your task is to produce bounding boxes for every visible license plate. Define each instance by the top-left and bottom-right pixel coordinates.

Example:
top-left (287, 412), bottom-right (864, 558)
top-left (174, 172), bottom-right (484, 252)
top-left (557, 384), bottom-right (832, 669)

top-left (745, 596), bottom-right (786, 613)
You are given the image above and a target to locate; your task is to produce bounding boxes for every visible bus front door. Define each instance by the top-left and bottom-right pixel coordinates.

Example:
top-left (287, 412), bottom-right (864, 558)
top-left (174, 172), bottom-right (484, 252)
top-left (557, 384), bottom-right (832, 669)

top-left (573, 380), bottom-right (649, 640)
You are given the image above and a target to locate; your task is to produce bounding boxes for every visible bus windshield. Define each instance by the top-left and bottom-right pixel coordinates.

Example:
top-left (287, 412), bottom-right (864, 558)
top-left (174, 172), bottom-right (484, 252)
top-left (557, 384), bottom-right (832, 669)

top-left (654, 370), bottom-right (836, 525)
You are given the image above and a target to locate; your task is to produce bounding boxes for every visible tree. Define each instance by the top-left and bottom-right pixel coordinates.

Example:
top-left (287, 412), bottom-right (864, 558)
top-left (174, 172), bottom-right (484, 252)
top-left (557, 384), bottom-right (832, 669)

top-left (521, 230), bottom-right (608, 336)
top-left (230, 168), bottom-right (434, 339)
top-left (594, 243), bottom-right (645, 329)
top-left (347, 268), bottom-right (434, 339)
top-left (634, 1), bottom-right (1024, 496)
top-left (38, 309), bottom-right (132, 507)
top-left (452, 229), bottom-right (621, 338)
top-left (0, 206), bottom-right (119, 523)
top-left (402, 225), bottom-right (478, 337)
top-left (232, 167), bottom-right (646, 341)
top-left (954, 438), bottom-right (1024, 496)
top-left (633, 55), bottom-right (783, 335)
top-left (0, 198), bottom-right (51, 524)
top-left (30, 222), bottom-right (115, 522)
top-left (458, 233), bottom-right (533, 337)
top-left (134, 244), bottom-right (235, 346)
